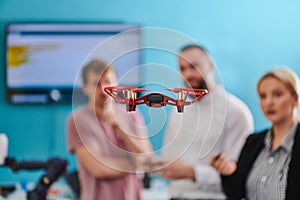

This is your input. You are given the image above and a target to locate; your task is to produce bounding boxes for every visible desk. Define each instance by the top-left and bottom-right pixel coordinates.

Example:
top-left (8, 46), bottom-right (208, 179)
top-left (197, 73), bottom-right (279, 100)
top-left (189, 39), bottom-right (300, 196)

top-left (141, 178), bottom-right (226, 200)
top-left (141, 188), bottom-right (170, 200)
top-left (1, 181), bottom-right (226, 200)
top-left (141, 189), bottom-right (226, 200)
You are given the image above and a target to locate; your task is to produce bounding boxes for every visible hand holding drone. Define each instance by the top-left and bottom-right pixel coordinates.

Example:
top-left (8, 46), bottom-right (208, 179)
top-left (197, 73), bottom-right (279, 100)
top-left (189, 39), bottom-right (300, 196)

top-left (104, 86), bottom-right (208, 113)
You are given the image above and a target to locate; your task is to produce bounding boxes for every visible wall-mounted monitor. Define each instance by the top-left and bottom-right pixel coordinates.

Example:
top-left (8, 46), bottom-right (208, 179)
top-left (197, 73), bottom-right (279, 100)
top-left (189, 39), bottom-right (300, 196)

top-left (5, 22), bottom-right (141, 104)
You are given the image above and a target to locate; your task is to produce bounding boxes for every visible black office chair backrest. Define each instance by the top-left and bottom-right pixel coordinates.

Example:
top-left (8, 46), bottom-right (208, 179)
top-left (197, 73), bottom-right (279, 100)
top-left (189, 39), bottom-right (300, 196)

top-left (64, 170), bottom-right (80, 198)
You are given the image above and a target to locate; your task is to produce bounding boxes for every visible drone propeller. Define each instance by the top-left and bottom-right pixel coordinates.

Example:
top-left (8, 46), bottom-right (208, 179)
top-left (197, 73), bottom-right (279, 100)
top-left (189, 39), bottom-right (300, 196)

top-left (105, 86), bottom-right (148, 93)
top-left (165, 88), bottom-right (208, 96)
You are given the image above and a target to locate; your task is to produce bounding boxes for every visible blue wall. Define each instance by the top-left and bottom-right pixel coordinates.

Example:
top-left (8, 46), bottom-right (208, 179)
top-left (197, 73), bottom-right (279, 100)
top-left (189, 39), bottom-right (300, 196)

top-left (1, 0), bottom-right (300, 182)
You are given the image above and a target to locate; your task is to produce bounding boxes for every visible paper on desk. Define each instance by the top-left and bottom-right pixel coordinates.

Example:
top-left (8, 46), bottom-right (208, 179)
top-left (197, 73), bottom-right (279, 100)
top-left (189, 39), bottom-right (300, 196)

top-left (0, 134), bottom-right (8, 165)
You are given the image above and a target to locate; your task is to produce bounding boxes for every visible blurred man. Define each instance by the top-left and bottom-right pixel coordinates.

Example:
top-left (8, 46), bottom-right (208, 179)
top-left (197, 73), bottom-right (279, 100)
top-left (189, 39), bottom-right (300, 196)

top-left (162, 44), bottom-right (254, 199)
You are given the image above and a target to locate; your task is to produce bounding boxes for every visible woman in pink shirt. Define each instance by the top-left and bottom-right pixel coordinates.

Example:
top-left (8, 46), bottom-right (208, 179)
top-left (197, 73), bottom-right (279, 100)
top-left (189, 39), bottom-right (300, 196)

top-left (67, 59), bottom-right (152, 200)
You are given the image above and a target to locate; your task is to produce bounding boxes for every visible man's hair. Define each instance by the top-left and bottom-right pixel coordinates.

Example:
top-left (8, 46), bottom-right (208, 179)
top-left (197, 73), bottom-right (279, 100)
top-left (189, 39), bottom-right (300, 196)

top-left (81, 59), bottom-right (114, 84)
top-left (180, 43), bottom-right (210, 55)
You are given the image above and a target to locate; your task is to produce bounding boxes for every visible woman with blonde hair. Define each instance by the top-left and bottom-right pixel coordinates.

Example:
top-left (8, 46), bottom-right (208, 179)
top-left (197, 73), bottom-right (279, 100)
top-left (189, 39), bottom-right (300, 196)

top-left (210, 67), bottom-right (300, 200)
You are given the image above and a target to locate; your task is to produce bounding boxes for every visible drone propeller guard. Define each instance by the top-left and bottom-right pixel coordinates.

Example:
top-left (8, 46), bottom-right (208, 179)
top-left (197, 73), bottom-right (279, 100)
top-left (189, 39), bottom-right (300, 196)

top-left (104, 86), bottom-right (208, 113)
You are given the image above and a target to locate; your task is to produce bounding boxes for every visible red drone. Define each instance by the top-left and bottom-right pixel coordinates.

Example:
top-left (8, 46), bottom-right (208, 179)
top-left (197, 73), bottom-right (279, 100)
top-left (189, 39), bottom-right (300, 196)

top-left (104, 86), bottom-right (208, 113)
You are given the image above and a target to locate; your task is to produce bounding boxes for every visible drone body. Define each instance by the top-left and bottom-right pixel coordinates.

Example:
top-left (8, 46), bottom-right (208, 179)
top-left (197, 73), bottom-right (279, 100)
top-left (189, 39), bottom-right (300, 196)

top-left (104, 86), bottom-right (208, 113)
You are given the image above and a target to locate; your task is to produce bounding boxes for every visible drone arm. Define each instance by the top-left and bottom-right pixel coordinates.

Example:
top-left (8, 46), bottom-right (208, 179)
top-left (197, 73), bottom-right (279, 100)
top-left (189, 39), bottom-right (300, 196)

top-left (133, 95), bottom-right (148, 105)
top-left (181, 89), bottom-right (208, 105)
top-left (189, 91), bottom-right (208, 104)
top-left (104, 87), bottom-right (126, 103)
top-left (164, 96), bottom-right (178, 106)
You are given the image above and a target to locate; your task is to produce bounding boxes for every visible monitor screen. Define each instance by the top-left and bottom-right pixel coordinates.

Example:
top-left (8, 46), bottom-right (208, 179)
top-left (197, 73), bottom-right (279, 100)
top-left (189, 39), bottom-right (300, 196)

top-left (5, 22), bottom-right (141, 104)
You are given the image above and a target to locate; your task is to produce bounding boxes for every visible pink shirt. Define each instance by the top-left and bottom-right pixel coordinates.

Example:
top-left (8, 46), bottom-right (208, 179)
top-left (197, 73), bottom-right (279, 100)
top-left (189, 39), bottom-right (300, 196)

top-left (67, 105), bottom-right (147, 200)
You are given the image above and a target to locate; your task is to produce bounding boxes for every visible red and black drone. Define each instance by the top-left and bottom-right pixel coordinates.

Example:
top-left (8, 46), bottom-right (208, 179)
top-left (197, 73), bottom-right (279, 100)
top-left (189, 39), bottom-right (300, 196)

top-left (104, 86), bottom-right (208, 113)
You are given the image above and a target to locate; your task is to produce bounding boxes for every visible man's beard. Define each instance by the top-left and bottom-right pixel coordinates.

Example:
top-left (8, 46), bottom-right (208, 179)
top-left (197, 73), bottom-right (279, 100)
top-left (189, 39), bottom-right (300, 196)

top-left (185, 80), bottom-right (208, 90)
top-left (184, 80), bottom-right (208, 99)
top-left (196, 80), bottom-right (208, 90)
